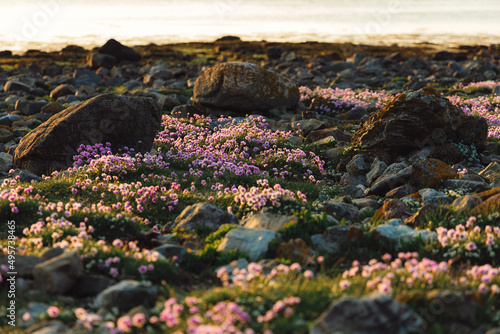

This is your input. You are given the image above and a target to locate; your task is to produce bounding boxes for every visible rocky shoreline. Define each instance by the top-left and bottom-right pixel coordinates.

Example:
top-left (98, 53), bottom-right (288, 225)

top-left (1, 38), bottom-right (500, 333)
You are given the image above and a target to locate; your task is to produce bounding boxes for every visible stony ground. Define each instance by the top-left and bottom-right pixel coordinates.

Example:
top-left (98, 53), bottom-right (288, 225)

top-left (1, 38), bottom-right (500, 334)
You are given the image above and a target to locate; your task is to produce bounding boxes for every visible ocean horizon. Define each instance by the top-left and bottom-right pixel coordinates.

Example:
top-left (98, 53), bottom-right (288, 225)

top-left (1, 0), bottom-right (500, 53)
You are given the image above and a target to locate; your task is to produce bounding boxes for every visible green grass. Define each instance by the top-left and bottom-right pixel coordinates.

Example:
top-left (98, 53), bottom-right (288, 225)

top-left (278, 210), bottom-right (337, 244)
top-left (0, 199), bottom-right (40, 236)
top-left (391, 76), bottom-right (408, 82)
top-left (0, 64), bottom-right (14, 72)
top-left (157, 88), bottom-right (194, 97)
top-left (0, 102), bottom-right (9, 111)
top-left (466, 86), bottom-right (493, 95)
top-left (198, 272), bottom-right (334, 333)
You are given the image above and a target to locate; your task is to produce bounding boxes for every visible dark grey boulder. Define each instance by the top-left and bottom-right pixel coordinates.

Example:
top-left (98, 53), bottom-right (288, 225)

top-left (99, 39), bottom-right (141, 62)
top-left (13, 94), bottom-right (161, 175)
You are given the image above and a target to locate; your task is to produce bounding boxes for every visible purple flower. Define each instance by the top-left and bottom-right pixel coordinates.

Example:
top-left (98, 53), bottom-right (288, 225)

top-left (465, 242), bottom-right (477, 251)
top-left (112, 239), bottom-right (123, 247)
top-left (478, 283), bottom-right (489, 294)
top-left (109, 268), bottom-right (119, 278)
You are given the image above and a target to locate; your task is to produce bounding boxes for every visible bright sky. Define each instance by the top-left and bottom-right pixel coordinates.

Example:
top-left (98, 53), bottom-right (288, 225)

top-left (1, 0), bottom-right (500, 52)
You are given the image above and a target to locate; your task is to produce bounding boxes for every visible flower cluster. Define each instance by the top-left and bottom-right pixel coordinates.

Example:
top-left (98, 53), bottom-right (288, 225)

top-left (233, 181), bottom-right (307, 213)
top-left (217, 261), bottom-right (312, 288)
top-left (339, 252), bottom-right (500, 295)
top-left (447, 91), bottom-right (500, 138)
top-left (299, 86), bottom-right (393, 113)
top-left (155, 114), bottom-right (324, 181)
top-left (73, 142), bottom-right (113, 167)
top-left (113, 297), bottom-right (251, 334)
top-left (256, 297), bottom-right (301, 323)
top-left (436, 216), bottom-right (500, 259)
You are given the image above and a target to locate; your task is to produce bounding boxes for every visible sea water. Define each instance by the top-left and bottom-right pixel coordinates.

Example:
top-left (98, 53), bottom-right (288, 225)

top-left (0, 0), bottom-right (500, 52)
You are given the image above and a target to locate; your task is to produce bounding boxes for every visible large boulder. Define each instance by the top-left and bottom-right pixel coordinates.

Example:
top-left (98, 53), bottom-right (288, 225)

top-left (372, 219), bottom-right (437, 248)
top-left (87, 52), bottom-right (116, 69)
top-left (166, 203), bottom-right (238, 233)
top-left (15, 99), bottom-right (46, 115)
top-left (193, 62), bottom-right (299, 113)
top-left (33, 251), bottom-right (83, 294)
top-left (99, 39), bottom-right (141, 62)
top-left (351, 87), bottom-right (488, 155)
top-left (50, 84), bottom-right (76, 100)
top-left (13, 94), bottom-right (161, 175)
top-left (240, 213), bottom-right (298, 231)
top-left (95, 280), bottom-right (157, 311)
top-left (310, 294), bottom-right (423, 334)
top-left (0, 254), bottom-right (43, 277)
top-left (217, 227), bottom-right (278, 261)
top-left (411, 158), bottom-right (457, 189)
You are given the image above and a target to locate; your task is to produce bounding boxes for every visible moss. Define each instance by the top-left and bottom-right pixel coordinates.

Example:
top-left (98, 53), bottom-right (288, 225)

top-left (410, 158), bottom-right (457, 189)
top-left (472, 194), bottom-right (500, 216)
top-left (477, 187), bottom-right (500, 201)
top-left (275, 238), bottom-right (314, 264)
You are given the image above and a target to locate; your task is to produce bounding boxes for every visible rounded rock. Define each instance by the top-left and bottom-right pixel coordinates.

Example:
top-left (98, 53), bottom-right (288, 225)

top-left (193, 62), bottom-right (299, 113)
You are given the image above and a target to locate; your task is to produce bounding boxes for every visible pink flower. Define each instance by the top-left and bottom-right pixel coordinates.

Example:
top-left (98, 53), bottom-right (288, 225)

top-left (185, 296), bottom-right (199, 307)
top-left (47, 306), bottom-right (59, 318)
top-left (132, 313), bottom-right (146, 328)
top-left (74, 308), bottom-right (87, 320)
top-left (481, 275), bottom-right (493, 283)
top-left (377, 282), bottom-right (393, 294)
top-left (339, 279), bottom-right (351, 291)
top-left (278, 297), bottom-right (295, 307)
top-left (273, 300), bottom-right (285, 312)
top-left (117, 316), bottom-right (132, 332)
top-left (109, 268), bottom-right (119, 278)
top-left (138, 265), bottom-right (148, 274)
top-left (317, 256), bottom-right (324, 264)
top-left (465, 242), bottom-right (477, 251)
top-left (466, 216), bottom-right (476, 228)
top-left (22, 312), bottom-right (31, 321)
top-left (382, 253), bottom-right (391, 262)
top-left (112, 239), bottom-right (123, 247)
top-left (216, 267), bottom-right (227, 278)
top-left (478, 283), bottom-right (489, 294)
top-left (290, 263), bottom-right (301, 271)
top-left (303, 270), bottom-right (314, 279)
